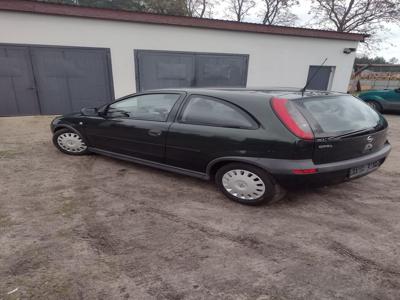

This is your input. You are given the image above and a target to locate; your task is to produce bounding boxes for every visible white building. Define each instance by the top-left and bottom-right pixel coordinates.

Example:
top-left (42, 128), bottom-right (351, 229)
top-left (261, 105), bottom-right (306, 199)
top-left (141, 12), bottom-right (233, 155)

top-left (0, 0), bottom-right (366, 116)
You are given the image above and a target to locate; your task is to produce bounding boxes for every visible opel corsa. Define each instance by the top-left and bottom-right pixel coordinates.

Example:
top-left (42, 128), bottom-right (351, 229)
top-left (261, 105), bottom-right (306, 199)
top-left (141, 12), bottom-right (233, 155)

top-left (51, 89), bottom-right (391, 205)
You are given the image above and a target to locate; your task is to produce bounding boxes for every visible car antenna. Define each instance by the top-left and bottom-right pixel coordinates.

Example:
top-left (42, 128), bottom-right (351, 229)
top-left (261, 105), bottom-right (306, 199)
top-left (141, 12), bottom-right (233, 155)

top-left (301, 58), bottom-right (328, 97)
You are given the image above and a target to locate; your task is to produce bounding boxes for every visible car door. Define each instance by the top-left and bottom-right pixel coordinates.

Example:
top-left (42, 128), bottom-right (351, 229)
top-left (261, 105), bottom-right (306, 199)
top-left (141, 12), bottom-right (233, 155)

top-left (387, 89), bottom-right (400, 110)
top-left (83, 92), bottom-right (184, 162)
top-left (165, 95), bottom-right (259, 173)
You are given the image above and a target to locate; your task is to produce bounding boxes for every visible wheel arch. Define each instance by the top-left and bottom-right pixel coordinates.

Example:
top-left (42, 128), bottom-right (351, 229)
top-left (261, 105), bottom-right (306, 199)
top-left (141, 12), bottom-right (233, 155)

top-left (364, 99), bottom-right (385, 111)
top-left (206, 157), bottom-right (271, 179)
top-left (53, 124), bottom-right (89, 145)
top-left (53, 123), bottom-right (78, 133)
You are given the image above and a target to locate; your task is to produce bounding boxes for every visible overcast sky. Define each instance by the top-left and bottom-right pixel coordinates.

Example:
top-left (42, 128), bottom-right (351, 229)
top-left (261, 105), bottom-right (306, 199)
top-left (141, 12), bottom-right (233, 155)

top-left (215, 0), bottom-right (400, 60)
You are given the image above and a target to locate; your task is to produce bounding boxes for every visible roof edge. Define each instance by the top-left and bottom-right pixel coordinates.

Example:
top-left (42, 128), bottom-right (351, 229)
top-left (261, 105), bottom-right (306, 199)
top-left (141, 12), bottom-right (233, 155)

top-left (356, 64), bottom-right (400, 67)
top-left (0, 0), bottom-right (368, 42)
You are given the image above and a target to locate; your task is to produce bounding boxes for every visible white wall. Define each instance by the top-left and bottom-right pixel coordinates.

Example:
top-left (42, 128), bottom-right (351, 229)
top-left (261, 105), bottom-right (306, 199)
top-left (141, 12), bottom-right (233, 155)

top-left (0, 11), bottom-right (359, 97)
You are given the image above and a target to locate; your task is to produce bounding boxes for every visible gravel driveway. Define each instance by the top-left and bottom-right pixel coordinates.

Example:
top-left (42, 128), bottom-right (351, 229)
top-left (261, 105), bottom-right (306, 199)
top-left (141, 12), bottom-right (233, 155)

top-left (1, 115), bottom-right (400, 300)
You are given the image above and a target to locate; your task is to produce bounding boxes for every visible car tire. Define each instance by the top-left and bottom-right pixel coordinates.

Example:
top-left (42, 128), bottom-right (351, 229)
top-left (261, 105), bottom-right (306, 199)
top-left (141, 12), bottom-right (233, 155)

top-left (53, 128), bottom-right (89, 155)
top-left (365, 100), bottom-right (382, 112)
top-left (215, 163), bottom-right (276, 205)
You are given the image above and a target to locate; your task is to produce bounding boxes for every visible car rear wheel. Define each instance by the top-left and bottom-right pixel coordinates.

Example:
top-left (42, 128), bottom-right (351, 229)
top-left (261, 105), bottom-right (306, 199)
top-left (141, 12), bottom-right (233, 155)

top-left (365, 100), bottom-right (382, 112)
top-left (53, 128), bottom-right (89, 155)
top-left (215, 163), bottom-right (276, 205)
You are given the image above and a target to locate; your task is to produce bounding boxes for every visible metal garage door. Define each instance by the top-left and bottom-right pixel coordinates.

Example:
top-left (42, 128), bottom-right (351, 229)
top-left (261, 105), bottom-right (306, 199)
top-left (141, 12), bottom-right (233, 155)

top-left (0, 45), bottom-right (114, 116)
top-left (135, 50), bottom-right (248, 91)
top-left (0, 46), bottom-right (40, 116)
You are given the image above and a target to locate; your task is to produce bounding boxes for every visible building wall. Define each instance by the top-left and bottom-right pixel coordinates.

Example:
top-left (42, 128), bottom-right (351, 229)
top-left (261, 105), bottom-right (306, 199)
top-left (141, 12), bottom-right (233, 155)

top-left (0, 11), bottom-right (359, 97)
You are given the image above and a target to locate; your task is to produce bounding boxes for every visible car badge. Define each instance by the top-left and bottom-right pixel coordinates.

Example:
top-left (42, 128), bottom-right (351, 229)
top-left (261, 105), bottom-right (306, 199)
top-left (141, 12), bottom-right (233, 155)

top-left (364, 143), bottom-right (373, 152)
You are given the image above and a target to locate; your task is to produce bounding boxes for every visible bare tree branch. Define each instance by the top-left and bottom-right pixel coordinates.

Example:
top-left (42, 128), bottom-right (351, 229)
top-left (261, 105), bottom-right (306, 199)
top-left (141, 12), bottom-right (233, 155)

top-left (309, 0), bottom-right (400, 33)
top-left (186, 0), bottom-right (219, 17)
top-left (226, 0), bottom-right (256, 21)
top-left (260, 0), bottom-right (299, 26)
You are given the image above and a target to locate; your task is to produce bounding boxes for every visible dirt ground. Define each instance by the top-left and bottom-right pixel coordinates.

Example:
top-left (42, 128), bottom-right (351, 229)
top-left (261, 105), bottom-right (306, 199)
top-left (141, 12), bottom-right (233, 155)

top-left (0, 114), bottom-right (399, 300)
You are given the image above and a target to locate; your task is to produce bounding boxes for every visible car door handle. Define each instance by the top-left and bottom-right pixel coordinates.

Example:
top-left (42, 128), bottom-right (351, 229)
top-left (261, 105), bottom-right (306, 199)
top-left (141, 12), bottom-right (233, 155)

top-left (148, 129), bottom-right (162, 137)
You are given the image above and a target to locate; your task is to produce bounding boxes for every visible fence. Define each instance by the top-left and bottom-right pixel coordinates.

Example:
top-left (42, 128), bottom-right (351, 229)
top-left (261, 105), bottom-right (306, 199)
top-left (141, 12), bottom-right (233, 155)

top-left (349, 64), bottom-right (400, 92)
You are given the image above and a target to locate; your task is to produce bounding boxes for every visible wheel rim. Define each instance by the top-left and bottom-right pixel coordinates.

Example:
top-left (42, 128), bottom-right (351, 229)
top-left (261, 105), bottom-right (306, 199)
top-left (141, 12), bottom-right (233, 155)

top-left (222, 169), bottom-right (266, 200)
top-left (57, 132), bottom-right (87, 153)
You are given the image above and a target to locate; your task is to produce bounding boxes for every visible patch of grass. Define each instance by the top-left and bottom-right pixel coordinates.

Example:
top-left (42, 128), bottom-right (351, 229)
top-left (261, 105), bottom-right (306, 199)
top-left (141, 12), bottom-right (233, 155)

top-left (0, 150), bottom-right (18, 159)
top-left (0, 214), bottom-right (14, 227)
top-left (8, 273), bottom-right (79, 300)
top-left (56, 198), bottom-right (78, 218)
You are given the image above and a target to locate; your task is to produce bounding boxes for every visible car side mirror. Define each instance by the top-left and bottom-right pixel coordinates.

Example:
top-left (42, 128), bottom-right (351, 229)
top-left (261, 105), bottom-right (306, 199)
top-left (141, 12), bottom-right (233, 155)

top-left (96, 104), bottom-right (108, 117)
top-left (80, 107), bottom-right (99, 116)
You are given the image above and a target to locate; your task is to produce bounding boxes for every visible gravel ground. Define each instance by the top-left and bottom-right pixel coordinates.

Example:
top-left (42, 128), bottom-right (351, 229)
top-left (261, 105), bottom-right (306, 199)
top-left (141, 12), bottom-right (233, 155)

top-left (0, 114), bottom-right (399, 300)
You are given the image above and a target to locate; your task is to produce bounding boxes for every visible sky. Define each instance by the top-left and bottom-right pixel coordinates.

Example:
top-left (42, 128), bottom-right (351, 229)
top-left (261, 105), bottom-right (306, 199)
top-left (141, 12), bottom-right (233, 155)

top-left (215, 0), bottom-right (400, 61)
top-left (290, 1), bottom-right (400, 60)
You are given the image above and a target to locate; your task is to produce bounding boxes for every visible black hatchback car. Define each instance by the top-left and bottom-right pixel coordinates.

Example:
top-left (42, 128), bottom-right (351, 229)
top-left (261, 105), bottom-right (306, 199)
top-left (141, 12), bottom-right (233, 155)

top-left (51, 88), bottom-right (391, 205)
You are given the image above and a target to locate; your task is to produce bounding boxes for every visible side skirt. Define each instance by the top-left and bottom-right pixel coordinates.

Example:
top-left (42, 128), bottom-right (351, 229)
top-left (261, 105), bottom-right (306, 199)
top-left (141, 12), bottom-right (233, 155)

top-left (88, 147), bottom-right (209, 180)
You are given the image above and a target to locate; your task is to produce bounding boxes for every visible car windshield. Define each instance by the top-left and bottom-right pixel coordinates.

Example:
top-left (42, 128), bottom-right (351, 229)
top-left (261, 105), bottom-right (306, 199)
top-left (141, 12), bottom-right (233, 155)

top-left (298, 95), bottom-right (382, 136)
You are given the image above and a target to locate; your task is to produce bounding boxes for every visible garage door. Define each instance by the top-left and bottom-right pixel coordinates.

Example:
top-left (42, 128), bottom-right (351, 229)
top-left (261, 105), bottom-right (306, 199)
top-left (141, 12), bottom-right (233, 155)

top-left (0, 45), bottom-right (114, 116)
top-left (0, 46), bottom-right (40, 116)
top-left (135, 50), bottom-right (248, 91)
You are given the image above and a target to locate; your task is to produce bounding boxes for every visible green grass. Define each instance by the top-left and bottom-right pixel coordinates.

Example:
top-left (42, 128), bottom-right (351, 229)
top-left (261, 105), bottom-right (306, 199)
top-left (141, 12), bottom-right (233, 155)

top-left (0, 150), bottom-right (18, 159)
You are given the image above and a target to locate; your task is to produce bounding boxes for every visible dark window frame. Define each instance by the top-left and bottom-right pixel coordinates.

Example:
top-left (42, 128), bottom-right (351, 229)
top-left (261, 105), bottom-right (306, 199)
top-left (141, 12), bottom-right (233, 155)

top-left (177, 94), bottom-right (259, 129)
top-left (105, 92), bottom-right (183, 123)
top-left (134, 49), bottom-right (249, 92)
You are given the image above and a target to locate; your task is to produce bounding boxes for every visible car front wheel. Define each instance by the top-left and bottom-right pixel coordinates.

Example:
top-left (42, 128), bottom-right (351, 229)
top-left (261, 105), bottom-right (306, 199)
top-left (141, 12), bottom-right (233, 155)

top-left (215, 163), bottom-right (276, 205)
top-left (53, 128), bottom-right (89, 155)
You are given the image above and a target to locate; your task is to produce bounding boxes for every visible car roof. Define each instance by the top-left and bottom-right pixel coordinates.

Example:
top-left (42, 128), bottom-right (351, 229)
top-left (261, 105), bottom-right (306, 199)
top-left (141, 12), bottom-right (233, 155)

top-left (143, 87), bottom-right (345, 104)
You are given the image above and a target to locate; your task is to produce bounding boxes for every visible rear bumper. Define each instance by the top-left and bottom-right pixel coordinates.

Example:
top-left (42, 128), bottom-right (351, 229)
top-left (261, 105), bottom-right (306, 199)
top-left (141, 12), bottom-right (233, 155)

top-left (267, 143), bottom-right (391, 186)
top-left (255, 143), bottom-right (391, 175)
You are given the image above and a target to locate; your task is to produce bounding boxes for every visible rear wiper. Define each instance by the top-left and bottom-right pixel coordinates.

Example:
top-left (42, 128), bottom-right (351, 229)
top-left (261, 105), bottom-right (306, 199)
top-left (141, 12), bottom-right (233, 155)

top-left (327, 128), bottom-right (374, 140)
top-left (300, 58), bottom-right (328, 97)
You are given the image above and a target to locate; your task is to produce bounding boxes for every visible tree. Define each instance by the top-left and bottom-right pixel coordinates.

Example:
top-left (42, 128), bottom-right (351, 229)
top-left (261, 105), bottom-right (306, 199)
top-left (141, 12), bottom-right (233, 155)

top-left (186, 0), bottom-right (205, 17)
top-left (34, 0), bottom-right (187, 15)
top-left (355, 55), bottom-right (389, 64)
top-left (260, 0), bottom-right (299, 26)
top-left (185, 0), bottom-right (219, 18)
top-left (309, 0), bottom-right (400, 33)
top-left (354, 55), bottom-right (400, 65)
top-left (145, 0), bottom-right (188, 15)
top-left (226, 0), bottom-right (256, 21)
top-left (81, 0), bottom-right (145, 11)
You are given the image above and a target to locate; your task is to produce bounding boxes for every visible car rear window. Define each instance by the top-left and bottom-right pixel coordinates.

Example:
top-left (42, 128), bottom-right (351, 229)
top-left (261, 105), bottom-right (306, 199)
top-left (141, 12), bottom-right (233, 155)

top-left (297, 95), bottom-right (382, 136)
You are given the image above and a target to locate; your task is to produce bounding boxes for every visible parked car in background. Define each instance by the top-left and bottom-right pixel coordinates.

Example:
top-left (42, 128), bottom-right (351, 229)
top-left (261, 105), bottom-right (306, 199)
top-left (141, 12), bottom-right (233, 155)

top-left (358, 88), bottom-right (400, 112)
top-left (51, 88), bottom-right (391, 205)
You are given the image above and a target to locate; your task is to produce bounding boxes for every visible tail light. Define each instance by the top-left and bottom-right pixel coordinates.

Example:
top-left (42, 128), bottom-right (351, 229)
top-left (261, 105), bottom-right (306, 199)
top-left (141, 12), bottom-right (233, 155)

top-left (271, 97), bottom-right (314, 140)
top-left (292, 168), bottom-right (318, 174)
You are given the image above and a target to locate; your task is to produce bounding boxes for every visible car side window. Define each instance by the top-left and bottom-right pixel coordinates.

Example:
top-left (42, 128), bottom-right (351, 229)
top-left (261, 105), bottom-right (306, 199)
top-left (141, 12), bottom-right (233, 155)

top-left (107, 93), bottom-right (180, 121)
top-left (180, 95), bottom-right (257, 129)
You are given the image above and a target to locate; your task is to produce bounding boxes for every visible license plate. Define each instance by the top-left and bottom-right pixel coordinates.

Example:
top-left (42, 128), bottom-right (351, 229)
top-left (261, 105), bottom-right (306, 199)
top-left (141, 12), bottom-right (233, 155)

top-left (348, 160), bottom-right (381, 178)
